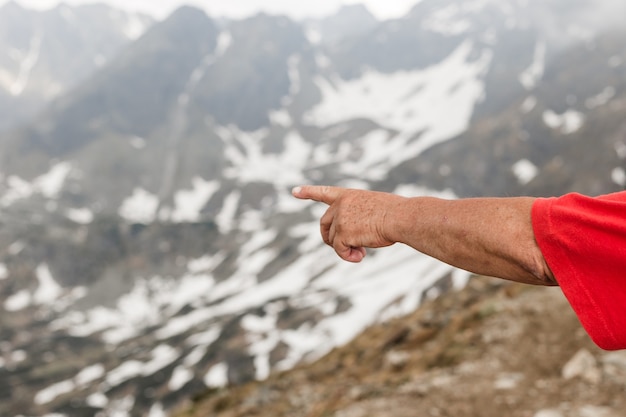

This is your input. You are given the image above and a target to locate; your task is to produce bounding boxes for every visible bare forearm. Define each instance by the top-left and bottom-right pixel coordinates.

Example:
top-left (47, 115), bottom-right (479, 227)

top-left (389, 196), bottom-right (556, 286)
top-left (293, 186), bottom-right (556, 286)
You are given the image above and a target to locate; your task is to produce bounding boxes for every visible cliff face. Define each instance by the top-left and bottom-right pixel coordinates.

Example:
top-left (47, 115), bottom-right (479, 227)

top-left (177, 276), bottom-right (626, 417)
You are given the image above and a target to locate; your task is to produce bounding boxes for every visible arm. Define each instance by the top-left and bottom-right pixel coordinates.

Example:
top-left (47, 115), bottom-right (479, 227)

top-left (292, 186), bottom-right (556, 286)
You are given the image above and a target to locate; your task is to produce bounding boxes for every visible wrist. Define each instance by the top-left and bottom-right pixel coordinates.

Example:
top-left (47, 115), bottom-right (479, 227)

top-left (383, 195), bottom-right (414, 244)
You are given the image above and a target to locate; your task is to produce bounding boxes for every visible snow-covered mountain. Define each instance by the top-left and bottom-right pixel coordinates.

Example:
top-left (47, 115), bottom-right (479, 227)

top-left (0, 1), bottom-right (625, 416)
top-left (303, 4), bottom-right (379, 46)
top-left (0, 1), bottom-right (153, 131)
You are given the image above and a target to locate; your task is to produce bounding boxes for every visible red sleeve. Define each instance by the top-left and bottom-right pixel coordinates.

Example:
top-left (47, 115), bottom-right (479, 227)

top-left (532, 192), bottom-right (626, 350)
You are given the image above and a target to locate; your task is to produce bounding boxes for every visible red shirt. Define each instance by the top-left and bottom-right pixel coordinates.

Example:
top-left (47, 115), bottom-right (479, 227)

top-left (532, 192), bottom-right (626, 350)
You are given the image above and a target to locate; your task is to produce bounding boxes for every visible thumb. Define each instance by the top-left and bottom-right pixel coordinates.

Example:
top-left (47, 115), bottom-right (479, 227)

top-left (292, 185), bottom-right (344, 205)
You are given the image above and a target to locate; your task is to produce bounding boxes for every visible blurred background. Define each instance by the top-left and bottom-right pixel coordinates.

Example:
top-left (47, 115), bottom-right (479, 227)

top-left (0, 0), bottom-right (625, 416)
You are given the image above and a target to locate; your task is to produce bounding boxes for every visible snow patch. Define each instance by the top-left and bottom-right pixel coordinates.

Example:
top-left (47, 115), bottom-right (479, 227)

top-left (52, 271), bottom-right (218, 344)
top-left (148, 403), bottom-right (167, 417)
top-left (35, 380), bottom-right (76, 405)
top-left (10, 32), bottom-right (42, 96)
top-left (186, 328), bottom-right (220, 348)
top-left (543, 109), bottom-right (585, 134)
top-left (35, 363), bottom-right (106, 405)
top-left (36, 162), bottom-right (72, 198)
top-left (0, 68), bottom-right (15, 93)
top-left (0, 162), bottom-right (72, 207)
top-left (187, 253), bottom-right (226, 274)
top-left (101, 276), bottom-right (206, 343)
top-left (123, 15), bottom-right (149, 40)
top-left (220, 126), bottom-right (311, 188)
top-left (612, 168), bottom-right (626, 187)
top-left (0, 263), bottom-right (8, 280)
top-left (338, 130), bottom-right (395, 180)
top-left (106, 346), bottom-right (178, 388)
top-left (119, 188), bottom-right (159, 224)
top-left (269, 108), bottom-right (292, 127)
top-left (3, 269), bottom-right (67, 312)
top-left (4, 290), bottom-right (31, 312)
top-left (9, 240), bottom-right (25, 255)
top-left (239, 208), bottom-right (266, 232)
top-left (306, 28), bottom-right (322, 45)
top-left (215, 190), bottom-right (241, 234)
top-left (169, 366), bottom-right (194, 391)
top-left (519, 41), bottom-right (546, 90)
top-left (615, 142), bottom-right (626, 159)
top-left (34, 264), bottom-right (63, 306)
top-left (170, 178), bottom-right (220, 223)
top-left (216, 31), bottom-right (233, 57)
top-left (242, 308), bottom-right (282, 380)
top-left (512, 159), bottom-right (539, 185)
top-left (1, 176), bottom-right (33, 207)
top-left (87, 392), bottom-right (109, 408)
top-left (308, 247), bottom-right (459, 353)
top-left (585, 87), bottom-right (616, 109)
top-left (11, 350), bottom-right (27, 363)
top-left (204, 362), bottom-right (229, 388)
top-left (75, 364), bottom-right (106, 386)
top-left (141, 345), bottom-right (180, 376)
top-left (106, 361), bottom-right (143, 387)
top-left (66, 207), bottom-right (94, 224)
top-left (306, 41), bottom-right (492, 169)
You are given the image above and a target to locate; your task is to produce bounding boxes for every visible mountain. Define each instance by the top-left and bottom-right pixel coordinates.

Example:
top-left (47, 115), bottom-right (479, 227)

top-left (176, 277), bottom-right (626, 417)
top-left (303, 4), bottom-right (379, 46)
top-left (0, 1), bottom-right (153, 131)
top-left (398, 29), bottom-right (626, 199)
top-left (0, 1), bottom-right (625, 416)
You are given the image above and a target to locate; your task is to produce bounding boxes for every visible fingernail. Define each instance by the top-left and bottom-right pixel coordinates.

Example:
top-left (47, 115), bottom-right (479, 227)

top-left (292, 186), bottom-right (302, 196)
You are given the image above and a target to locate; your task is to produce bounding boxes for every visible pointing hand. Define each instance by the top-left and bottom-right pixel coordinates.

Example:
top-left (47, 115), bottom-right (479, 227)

top-left (292, 186), bottom-right (406, 263)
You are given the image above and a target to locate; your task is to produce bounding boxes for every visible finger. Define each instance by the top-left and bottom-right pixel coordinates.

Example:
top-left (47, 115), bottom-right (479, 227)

top-left (327, 218), bottom-right (337, 248)
top-left (334, 241), bottom-right (367, 263)
top-left (320, 208), bottom-right (334, 246)
top-left (320, 211), bottom-right (364, 262)
top-left (349, 247), bottom-right (367, 263)
top-left (292, 185), bottom-right (344, 205)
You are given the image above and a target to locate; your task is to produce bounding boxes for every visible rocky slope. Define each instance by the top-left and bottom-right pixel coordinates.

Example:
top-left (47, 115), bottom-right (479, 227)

top-left (177, 276), bottom-right (626, 417)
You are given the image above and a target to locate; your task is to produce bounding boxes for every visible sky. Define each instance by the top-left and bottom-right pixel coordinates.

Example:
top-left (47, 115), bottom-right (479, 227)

top-left (1, 0), bottom-right (420, 20)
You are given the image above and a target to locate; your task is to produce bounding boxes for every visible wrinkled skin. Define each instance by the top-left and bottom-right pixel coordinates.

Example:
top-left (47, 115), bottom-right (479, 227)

top-left (293, 185), bottom-right (556, 286)
top-left (293, 186), bottom-right (403, 262)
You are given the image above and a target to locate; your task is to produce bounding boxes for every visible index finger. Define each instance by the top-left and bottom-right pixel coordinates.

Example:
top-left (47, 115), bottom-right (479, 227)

top-left (292, 185), bottom-right (344, 205)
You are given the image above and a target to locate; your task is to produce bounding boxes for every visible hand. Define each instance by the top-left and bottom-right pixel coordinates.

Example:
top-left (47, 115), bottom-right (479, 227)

top-left (292, 186), bottom-right (406, 263)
